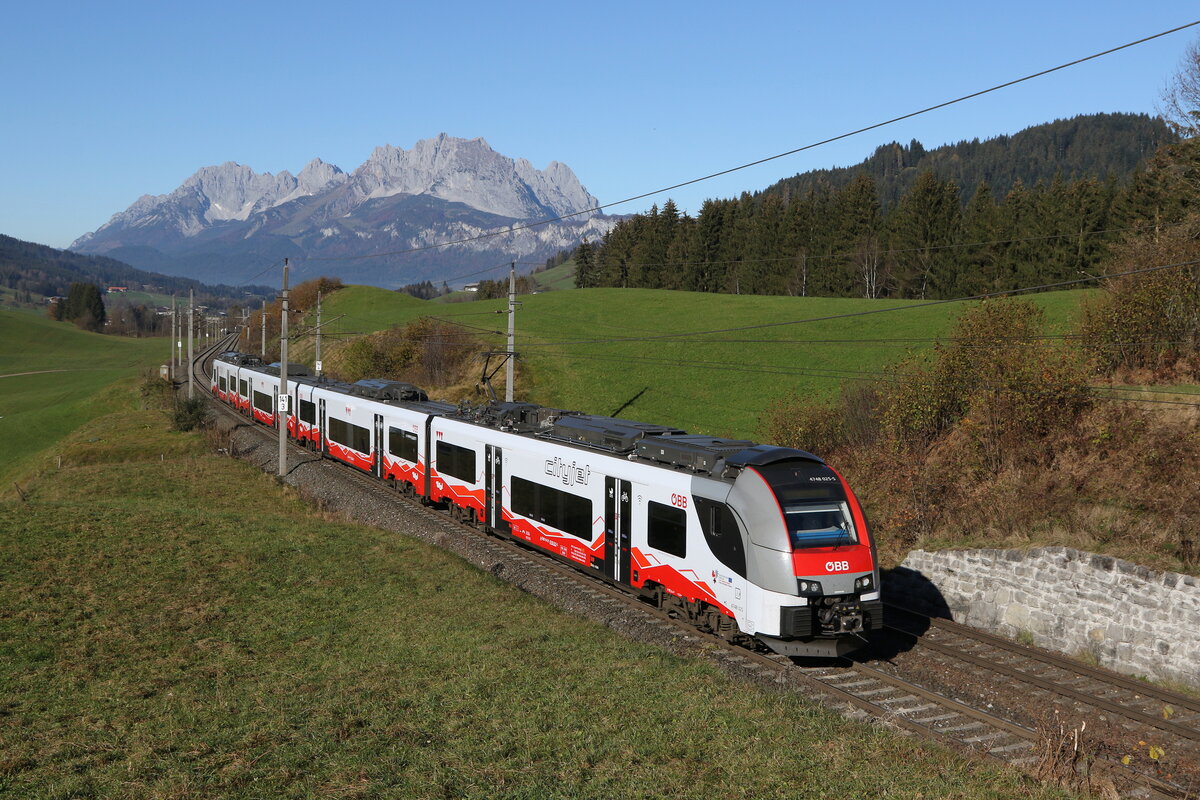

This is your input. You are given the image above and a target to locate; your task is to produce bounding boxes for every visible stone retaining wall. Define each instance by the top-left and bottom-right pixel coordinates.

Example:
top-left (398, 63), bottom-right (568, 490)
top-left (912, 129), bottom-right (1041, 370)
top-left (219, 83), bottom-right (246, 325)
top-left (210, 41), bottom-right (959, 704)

top-left (884, 547), bottom-right (1199, 688)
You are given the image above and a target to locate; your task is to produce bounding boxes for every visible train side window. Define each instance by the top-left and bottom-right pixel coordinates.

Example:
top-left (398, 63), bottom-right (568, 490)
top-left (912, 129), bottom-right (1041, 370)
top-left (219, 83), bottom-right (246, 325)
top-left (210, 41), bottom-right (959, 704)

top-left (299, 399), bottom-right (316, 425)
top-left (219, 376), bottom-right (227, 392)
top-left (695, 497), bottom-right (747, 577)
top-left (510, 476), bottom-right (592, 541)
top-left (647, 501), bottom-right (686, 558)
top-left (329, 417), bottom-right (371, 454)
top-left (239, 379), bottom-right (248, 397)
top-left (253, 390), bottom-right (273, 413)
top-left (436, 441), bottom-right (477, 483)
top-left (389, 427), bottom-right (418, 463)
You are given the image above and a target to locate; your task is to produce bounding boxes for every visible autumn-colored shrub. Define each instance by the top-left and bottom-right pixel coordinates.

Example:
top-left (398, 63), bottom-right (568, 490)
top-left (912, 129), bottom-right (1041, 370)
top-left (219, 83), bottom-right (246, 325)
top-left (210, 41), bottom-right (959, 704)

top-left (289, 276), bottom-right (344, 314)
top-left (758, 298), bottom-right (1108, 559)
top-left (879, 299), bottom-right (1092, 470)
top-left (323, 317), bottom-right (490, 400)
top-left (1080, 219), bottom-right (1200, 378)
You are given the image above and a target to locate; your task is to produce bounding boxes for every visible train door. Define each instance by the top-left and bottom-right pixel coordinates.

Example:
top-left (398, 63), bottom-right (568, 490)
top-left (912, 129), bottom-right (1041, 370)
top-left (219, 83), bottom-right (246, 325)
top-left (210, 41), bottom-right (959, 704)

top-left (373, 414), bottom-right (384, 479)
top-left (291, 387), bottom-right (300, 441)
top-left (604, 477), bottom-right (632, 584)
top-left (318, 398), bottom-right (327, 456)
top-left (485, 444), bottom-right (509, 533)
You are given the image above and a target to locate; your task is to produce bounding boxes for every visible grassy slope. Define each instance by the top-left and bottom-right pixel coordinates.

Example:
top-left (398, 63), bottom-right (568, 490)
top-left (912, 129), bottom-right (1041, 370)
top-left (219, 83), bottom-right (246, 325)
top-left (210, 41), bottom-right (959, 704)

top-left (310, 285), bottom-right (1090, 438)
top-left (323, 284), bottom-right (428, 332)
top-left (0, 384), bottom-right (1068, 799)
top-left (531, 259), bottom-right (577, 291)
top-left (0, 308), bottom-right (168, 490)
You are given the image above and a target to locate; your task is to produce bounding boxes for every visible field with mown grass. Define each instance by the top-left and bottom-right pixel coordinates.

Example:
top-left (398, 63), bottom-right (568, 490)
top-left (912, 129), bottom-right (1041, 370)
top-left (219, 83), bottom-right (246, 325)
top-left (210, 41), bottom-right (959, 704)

top-left (530, 259), bottom-right (577, 291)
top-left (0, 379), bottom-right (1072, 799)
top-left (298, 284), bottom-right (1091, 438)
top-left (0, 308), bottom-right (168, 492)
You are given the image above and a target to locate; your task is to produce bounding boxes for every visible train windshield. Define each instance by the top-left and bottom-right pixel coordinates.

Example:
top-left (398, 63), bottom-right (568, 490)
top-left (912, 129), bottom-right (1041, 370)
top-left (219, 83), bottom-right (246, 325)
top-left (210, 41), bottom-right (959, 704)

top-left (785, 502), bottom-right (856, 549)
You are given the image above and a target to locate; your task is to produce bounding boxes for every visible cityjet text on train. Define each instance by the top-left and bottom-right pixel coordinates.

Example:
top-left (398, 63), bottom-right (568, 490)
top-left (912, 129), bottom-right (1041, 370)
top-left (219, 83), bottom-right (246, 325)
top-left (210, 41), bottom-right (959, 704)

top-left (545, 456), bottom-right (592, 486)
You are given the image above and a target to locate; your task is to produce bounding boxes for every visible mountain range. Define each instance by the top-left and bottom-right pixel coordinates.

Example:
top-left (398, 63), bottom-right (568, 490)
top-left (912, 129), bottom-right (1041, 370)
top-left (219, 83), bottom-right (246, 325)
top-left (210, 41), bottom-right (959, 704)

top-left (70, 134), bottom-right (619, 288)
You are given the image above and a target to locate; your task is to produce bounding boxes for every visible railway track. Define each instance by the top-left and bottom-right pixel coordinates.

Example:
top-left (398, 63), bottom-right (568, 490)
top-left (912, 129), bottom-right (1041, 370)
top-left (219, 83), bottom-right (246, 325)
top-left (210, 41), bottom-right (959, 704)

top-left (187, 344), bottom-right (1198, 799)
top-left (870, 605), bottom-right (1200, 794)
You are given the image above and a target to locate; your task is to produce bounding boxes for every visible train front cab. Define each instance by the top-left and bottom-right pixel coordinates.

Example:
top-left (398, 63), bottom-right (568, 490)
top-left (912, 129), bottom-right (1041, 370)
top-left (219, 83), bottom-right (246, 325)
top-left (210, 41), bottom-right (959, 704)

top-left (722, 447), bottom-right (881, 658)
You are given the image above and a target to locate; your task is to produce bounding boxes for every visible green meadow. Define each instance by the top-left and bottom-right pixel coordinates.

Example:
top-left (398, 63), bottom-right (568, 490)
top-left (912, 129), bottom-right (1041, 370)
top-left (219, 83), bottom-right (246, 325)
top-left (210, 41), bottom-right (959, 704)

top-left (0, 379), bottom-right (1070, 799)
top-left (0, 308), bottom-right (168, 491)
top-left (309, 285), bottom-right (1092, 438)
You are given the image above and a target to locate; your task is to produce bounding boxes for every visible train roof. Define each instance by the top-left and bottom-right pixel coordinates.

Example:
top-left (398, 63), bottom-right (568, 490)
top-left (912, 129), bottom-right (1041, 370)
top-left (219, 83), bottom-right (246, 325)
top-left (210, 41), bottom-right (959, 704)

top-left (217, 352), bottom-right (823, 479)
top-left (348, 379), bottom-right (428, 403)
top-left (263, 362), bottom-right (311, 377)
top-left (218, 352), bottom-right (263, 367)
top-left (449, 404), bottom-right (824, 480)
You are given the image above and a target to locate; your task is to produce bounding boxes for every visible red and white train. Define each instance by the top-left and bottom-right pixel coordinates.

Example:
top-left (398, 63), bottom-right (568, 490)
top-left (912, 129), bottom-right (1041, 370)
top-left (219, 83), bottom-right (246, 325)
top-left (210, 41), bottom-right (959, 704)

top-left (212, 352), bottom-right (882, 656)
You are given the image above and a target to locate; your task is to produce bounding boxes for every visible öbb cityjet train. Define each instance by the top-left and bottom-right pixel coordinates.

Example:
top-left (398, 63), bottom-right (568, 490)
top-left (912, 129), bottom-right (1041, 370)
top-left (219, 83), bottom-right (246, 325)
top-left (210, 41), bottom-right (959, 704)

top-left (212, 352), bottom-right (882, 656)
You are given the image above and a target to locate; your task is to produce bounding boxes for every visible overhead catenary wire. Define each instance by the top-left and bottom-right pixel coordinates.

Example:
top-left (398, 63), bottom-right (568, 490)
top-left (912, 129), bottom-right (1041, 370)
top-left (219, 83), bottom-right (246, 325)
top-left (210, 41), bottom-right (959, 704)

top-left (238, 259), bottom-right (287, 288)
top-left (294, 21), bottom-right (1200, 267)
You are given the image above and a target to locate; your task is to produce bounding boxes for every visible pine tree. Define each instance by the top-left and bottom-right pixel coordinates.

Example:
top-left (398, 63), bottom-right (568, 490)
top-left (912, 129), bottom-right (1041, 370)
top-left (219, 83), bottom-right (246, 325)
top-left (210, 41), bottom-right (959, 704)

top-left (959, 181), bottom-right (1002, 295)
top-left (838, 173), bottom-right (883, 297)
top-left (574, 240), bottom-right (597, 288)
top-left (889, 172), bottom-right (961, 298)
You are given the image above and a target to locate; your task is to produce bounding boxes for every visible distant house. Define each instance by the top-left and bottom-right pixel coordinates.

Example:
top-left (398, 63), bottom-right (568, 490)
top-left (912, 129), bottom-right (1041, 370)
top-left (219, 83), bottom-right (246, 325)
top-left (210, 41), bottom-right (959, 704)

top-left (463, 282), bottom-right (480, 293)
top-left (107, 286), bottom-right (128, 293)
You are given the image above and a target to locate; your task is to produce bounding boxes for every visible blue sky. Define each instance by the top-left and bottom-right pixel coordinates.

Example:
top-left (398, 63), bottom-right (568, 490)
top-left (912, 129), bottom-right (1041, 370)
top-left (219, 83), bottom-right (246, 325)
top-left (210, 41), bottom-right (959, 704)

top-left (2, 1), bottom-right (1198, 249)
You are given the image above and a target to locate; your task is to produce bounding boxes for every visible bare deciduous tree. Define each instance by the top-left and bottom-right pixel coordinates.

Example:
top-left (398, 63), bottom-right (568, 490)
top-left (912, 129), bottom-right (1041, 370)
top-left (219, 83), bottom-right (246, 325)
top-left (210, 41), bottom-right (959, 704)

top-left (1160, 39), bottom-right (1200, 138)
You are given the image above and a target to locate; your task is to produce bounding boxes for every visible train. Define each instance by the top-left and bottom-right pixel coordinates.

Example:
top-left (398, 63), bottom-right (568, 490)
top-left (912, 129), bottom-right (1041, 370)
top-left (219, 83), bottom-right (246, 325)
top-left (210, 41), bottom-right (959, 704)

top-left (211, 352), bottom-right (882, 657)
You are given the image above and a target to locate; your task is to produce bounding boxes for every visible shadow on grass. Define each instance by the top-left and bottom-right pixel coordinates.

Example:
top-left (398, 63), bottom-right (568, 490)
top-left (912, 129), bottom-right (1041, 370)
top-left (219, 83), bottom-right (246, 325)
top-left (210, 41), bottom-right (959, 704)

top-left (609, 386), bottom-right (650, 418)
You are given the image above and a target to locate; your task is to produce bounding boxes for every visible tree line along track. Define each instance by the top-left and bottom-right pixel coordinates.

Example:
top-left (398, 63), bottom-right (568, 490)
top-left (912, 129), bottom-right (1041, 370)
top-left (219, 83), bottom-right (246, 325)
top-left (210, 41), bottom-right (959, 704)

top-left (187, 344), bottom-right (1194, 799)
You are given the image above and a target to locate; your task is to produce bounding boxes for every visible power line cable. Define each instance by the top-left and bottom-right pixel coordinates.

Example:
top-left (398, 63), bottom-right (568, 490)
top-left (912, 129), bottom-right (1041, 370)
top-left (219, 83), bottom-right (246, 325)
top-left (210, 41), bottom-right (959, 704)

top-left (298, 21), bottom-right (1200, 265)
top-left (238, 259), bottom-right (285, 288)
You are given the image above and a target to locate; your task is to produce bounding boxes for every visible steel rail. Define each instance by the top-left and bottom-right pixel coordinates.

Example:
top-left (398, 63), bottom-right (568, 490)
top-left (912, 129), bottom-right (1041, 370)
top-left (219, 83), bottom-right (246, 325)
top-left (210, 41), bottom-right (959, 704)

top-left (889, 603), bottom-right (1200, 717)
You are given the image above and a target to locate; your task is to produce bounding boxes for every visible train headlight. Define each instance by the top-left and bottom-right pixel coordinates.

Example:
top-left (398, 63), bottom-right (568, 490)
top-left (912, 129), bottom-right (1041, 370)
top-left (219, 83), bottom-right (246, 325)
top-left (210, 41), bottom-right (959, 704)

top-left (796, 580), bottom-right (823, 597)
top-left (855, 575), bottom-right (873, 591)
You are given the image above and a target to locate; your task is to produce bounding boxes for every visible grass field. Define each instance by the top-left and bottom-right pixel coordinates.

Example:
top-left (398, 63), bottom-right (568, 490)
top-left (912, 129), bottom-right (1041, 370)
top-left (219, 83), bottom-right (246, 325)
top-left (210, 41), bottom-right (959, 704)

top-left (531, 259), bottom-right (577, 291)
top-left (0, 381), bottom-right (1070, 799)
top-left (304, 285), bottom-right (1092, 438)
top-left (0, 308), bottom-right (168, 492)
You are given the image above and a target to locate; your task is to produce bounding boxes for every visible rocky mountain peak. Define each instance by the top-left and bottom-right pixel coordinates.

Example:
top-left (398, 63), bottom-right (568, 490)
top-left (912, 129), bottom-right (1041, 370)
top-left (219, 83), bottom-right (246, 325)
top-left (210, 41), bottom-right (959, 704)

top-left (296, 158), bottom-right (347, 195)
top-left (69, 134), bottom-right (616, 287)
top-left (350, 134), bottom-right (598, 219)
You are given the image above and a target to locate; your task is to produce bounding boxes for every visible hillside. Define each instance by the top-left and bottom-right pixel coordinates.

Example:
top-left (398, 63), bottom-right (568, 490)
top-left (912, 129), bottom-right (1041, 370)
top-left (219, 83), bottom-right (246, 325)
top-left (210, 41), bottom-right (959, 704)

top-left (577, 114), bottom-right (1188, 303)
top-left (0, 233), bottom-right (270, 308)
top-left (292, 284), bottom-right (1088, 438)
top-left (0, 308), bottom-right (167, 490)
top-left (764, 112), bottom-right (1175, 206)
